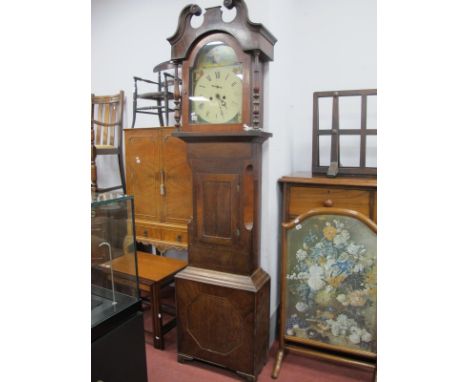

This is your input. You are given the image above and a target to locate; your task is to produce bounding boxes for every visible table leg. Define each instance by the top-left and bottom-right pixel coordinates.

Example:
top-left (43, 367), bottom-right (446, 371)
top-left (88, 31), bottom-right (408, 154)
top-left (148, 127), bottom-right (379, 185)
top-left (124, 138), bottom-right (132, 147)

top-left (151, 282), bottom-right (163, 349)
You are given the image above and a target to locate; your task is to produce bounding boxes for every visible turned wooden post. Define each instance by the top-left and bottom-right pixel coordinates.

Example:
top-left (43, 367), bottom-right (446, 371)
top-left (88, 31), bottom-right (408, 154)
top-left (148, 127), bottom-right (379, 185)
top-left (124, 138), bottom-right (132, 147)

top-left (173, 61), bottom-right (181, 129)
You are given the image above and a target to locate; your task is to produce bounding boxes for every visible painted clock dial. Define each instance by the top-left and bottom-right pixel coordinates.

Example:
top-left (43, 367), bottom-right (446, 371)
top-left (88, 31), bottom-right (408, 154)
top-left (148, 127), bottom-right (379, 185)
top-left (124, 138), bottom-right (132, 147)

top-left (189, 42), bottom-right (243, 124)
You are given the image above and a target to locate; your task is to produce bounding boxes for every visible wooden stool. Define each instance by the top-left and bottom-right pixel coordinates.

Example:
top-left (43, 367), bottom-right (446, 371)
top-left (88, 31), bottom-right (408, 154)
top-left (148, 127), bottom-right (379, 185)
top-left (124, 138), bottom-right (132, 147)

top-left (104, 251), bottom-right (187, 349)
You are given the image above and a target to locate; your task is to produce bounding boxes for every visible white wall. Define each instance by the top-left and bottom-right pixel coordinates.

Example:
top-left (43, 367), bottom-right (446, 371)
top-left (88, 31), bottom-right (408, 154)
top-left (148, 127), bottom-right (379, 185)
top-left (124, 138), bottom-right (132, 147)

top-left (92, 0), bottom-right (376, 320)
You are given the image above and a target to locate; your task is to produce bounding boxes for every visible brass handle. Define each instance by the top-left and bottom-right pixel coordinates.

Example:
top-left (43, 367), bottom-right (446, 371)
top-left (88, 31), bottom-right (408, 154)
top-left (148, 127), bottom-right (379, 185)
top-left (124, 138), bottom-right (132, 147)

top-left (323, 199), bottom-right (333, 207)
top-left (143, 229), bottom-right (148, 237)
top-left (176, 235), bottom-right (182, 242)
top-left (160, 170), bottom-right (165, 196)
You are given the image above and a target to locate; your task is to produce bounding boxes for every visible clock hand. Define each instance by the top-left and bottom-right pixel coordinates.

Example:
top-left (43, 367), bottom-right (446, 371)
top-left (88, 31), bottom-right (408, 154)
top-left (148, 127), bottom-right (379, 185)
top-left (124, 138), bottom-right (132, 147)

top-left (211, 84), bottom-right (223, 89)
top-left (215, 93), bottom-right (227, 107)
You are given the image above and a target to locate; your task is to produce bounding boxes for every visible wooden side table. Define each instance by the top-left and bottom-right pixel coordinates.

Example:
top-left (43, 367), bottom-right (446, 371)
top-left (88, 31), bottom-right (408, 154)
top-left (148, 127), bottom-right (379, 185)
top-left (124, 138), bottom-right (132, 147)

top-left (105, 251), bottom-right (187, 349)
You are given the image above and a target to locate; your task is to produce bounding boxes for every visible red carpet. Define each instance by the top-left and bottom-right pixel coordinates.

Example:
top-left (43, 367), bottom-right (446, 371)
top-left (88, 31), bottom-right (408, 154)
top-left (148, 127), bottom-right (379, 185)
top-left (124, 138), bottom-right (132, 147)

top-left (144, 324), bottom-right (375, 382)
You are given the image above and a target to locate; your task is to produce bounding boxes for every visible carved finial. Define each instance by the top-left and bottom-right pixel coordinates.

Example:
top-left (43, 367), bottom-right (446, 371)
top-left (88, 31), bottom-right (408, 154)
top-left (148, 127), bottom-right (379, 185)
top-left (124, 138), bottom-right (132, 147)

top-left (223, 0), bottom-right (235, 8)
top-left (223, 0), bottom-right (247, 19)
top-left (167, 4), bottom-right (202, 47)
top-left (190, 4), bottom-right (202, 16)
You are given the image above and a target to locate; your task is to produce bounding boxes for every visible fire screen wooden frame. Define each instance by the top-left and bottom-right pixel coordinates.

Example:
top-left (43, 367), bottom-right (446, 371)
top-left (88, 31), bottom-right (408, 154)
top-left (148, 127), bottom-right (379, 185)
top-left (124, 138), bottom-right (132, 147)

top-left (312, 89), bottom-right (377, 177)
top-left (272, 207), bottom-right (377, 379)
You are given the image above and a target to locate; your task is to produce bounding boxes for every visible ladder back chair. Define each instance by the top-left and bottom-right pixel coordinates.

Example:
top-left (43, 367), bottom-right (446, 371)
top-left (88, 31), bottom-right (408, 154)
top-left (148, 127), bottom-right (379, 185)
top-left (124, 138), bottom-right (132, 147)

top-left (131, 61), bottom-right (179, 128)
top-left (91, 91), bottom-right (126, 193)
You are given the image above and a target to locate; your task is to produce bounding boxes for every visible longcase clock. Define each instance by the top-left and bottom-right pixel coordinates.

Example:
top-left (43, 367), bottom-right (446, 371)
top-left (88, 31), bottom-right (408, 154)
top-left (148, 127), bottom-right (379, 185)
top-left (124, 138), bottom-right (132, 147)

top-left (168, 1), bottom-right (276, 381)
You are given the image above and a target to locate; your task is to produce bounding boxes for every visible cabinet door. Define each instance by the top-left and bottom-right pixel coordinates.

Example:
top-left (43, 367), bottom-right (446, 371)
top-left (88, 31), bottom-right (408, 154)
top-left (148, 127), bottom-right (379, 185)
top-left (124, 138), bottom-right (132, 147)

top-left (160, 129), bottom-right (192, 224)
top-left (125, 130), bottom-right (160, 220)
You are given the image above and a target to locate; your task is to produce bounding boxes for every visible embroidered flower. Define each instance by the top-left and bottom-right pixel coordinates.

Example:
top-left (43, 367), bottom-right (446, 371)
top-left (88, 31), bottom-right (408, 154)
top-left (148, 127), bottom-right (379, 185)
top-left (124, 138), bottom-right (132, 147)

top-left (315, 286), bottom-right (335, 306)
top-left (323, 225), bottom-right (337, 241)
top-left (326, 314), bottom-right (358, 337)
top-left (347, 242), bottom-right (363, 257)
top-left (327, 274), bottom-right (346, 288)
top-left (348, 326), bottom-right (372, 344)
top-left (296, 249), bottom-right (307, 261)
top-left (361, 330), bottom-right (372, 342)
top-left (333, 229), bottom-right (350, 247)
top-left (307, 265), bottom-right (326, 291)
top-left (336, 294), bottom-right (349, 306)
top-left (348, 290), bottom-right (368, 307)
top-left (295, 301), bottom-right (308, 312)
top-left (336, 290), bottom-right (368, 307)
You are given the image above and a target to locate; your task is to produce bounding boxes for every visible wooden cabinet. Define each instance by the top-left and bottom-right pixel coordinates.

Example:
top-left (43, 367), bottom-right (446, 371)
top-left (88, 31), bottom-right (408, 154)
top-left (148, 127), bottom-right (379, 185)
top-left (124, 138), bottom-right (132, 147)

top-left (124, 127), bottom-right (192, 251)
top-left (279, 173), bottom-right (377, 223)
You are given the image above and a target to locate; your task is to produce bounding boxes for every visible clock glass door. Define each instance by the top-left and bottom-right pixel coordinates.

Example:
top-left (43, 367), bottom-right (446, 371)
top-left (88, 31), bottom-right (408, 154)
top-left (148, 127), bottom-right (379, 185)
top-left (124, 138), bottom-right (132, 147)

top-left (189, 42), bottom-right (243, 125)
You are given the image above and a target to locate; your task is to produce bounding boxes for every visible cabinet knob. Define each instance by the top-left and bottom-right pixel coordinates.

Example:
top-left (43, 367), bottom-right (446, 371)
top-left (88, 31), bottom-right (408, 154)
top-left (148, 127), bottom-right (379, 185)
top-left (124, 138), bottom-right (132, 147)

top-left (323, 199), bottom-right (333, 207)
top-left (143, 229), bottom-right (148, 237)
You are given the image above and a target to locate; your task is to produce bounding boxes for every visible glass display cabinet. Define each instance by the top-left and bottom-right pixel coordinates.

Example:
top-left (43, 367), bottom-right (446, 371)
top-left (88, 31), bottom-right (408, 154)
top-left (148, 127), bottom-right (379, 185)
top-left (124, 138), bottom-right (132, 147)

top-left (91, 192), bottom-right (147, 382)
top-left (91, 192), bottom-right (139, 335)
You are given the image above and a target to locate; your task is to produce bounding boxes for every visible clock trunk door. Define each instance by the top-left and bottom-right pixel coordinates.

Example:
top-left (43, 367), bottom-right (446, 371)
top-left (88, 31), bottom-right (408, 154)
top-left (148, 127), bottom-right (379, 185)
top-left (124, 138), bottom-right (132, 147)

top-left (195, 173), bottom-right (240, 247)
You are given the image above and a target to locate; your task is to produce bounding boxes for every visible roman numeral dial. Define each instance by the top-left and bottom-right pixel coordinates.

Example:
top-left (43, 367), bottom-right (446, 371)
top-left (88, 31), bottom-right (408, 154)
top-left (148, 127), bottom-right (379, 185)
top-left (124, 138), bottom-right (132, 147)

top-left (191, 65), bottom-right (242, 124)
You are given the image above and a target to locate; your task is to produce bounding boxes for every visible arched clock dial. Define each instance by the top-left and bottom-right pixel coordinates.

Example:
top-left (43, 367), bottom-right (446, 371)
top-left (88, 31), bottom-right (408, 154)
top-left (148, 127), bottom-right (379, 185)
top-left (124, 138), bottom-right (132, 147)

top-left (192, 65), bottom-right (242, 124)
top-left (189, 42), bottom-right (243, 125)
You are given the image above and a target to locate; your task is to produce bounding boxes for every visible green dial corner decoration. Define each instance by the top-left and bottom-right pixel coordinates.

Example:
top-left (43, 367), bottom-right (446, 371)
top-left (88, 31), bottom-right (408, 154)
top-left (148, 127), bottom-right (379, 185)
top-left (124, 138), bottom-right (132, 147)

top-left (190, 42), bottom-right (243, 125)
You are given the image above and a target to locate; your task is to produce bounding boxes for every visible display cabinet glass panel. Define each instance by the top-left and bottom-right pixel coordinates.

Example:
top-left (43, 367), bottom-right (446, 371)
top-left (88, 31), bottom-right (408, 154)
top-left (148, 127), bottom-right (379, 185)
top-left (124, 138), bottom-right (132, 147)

top-left (91, 192), bottom-right (140, 332)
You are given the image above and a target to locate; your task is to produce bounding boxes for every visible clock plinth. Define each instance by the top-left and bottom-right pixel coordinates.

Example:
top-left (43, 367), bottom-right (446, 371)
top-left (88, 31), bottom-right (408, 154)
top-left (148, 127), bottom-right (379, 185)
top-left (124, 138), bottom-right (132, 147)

top-left (176, 266), bottom-right (270, 380)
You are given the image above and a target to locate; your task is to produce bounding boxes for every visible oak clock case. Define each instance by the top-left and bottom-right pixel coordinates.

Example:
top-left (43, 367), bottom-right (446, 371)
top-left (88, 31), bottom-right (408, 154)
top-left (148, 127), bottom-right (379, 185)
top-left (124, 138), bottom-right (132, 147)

top-left (167, 1), bottom-right (277, 380)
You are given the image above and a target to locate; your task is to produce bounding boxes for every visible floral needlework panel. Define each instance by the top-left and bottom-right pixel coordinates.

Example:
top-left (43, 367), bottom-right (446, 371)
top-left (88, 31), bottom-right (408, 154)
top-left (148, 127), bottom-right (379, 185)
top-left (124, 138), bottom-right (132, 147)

top-left (285, 215), bottom-right (376, 354)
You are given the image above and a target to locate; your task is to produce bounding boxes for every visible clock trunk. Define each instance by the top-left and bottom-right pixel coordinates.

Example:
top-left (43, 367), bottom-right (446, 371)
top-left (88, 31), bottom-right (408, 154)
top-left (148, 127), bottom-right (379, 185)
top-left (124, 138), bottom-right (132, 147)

top-left (173, 131), bottom-right (271, 381)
